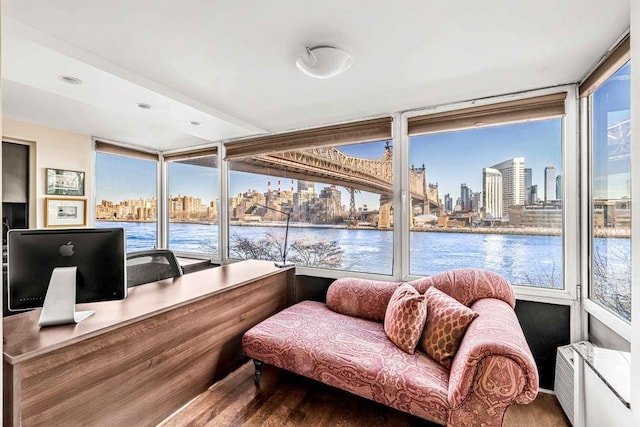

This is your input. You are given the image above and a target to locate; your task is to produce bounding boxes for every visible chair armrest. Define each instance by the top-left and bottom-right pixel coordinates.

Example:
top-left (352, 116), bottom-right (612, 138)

top-left (448, 299), bottom-right (538, 411)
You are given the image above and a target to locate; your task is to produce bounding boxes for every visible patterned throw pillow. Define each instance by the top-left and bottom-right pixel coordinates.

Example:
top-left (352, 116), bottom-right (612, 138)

top-left (383, 283), bottom-right (428, 354)
top-left (420, 287), bottom-right (478, 368)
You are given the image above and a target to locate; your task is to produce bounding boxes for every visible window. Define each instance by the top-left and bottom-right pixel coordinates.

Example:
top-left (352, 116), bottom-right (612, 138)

top-left (165, 151), bottom-right (219, 256)
top-left (95, 142), bottom-right (159, 251)
top-left (588, 61), bottom-right (631, 321)
top-left (227, 141), bottom-right (394, 274)
top-left (407, 94), bottom-right (565, 289)
top-left (224, 117), bottom-right (394, 275)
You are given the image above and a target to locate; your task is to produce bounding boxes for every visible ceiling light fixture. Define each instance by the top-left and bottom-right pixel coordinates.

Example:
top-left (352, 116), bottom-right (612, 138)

top-left (189, 121), bottom-right (201, 126)
top-left (58, 75), bottom-right (83, 85)
top-left (136, 103), bottom-right (153, 110)
top-left (296, 46), bottom-right (353, 79)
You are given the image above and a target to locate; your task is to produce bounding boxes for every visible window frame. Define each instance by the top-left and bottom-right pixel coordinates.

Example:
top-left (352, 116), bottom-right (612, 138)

top-left (93, 86), bottom-right (581, 315)
top-left (93, 138), bottom-right (161, 251)
top-left (400, 85), bottom-right (579, 306)
top-left (160, 144), bottom-right (223, 261)
top-left (581, 64), bottom-right (632, 340)
top-left (578, 33), bottom-right (631, 341)
top-left (224, 137), bottom-right (398, 277)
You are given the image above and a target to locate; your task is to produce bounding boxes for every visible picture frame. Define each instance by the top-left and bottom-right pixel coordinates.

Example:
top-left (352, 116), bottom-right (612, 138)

top-left (45, 197), bottom-right (87, 227)
top-left (46, 168), bottom-right (85, 196)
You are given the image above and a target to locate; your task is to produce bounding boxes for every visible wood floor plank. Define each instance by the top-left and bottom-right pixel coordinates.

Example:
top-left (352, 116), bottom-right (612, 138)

top-left (162, 361), bottom-right (569, 427)
top-left (504, 391), bottom-right (570, 427)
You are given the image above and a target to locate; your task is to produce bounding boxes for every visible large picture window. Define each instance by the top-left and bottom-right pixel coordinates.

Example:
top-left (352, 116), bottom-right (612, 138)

top-left (227, 140), bottom-right (394, 275)
top-left (588, 61), bottom-right (631, 321)
top-left (95, 144), bottom-right (159, 251)
top-left (165, 151), bottom-right (219, 256)
top-left (407, 94), bottom-right (565, 289)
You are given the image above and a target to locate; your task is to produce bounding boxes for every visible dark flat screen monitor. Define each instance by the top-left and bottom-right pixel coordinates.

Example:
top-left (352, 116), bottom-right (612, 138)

top-left (7, 228), bottom-right (126, 314)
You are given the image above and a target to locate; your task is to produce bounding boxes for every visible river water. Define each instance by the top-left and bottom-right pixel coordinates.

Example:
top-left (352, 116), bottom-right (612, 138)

top-left (97, 221), bottom-right (630, 290)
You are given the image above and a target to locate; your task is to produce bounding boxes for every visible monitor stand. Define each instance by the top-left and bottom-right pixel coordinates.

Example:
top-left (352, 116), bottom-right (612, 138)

top-left (39, 266), bottom-right (95, 327)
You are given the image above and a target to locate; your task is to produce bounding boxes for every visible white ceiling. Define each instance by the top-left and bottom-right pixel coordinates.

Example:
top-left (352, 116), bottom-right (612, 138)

top-left (1, 0), bottom-right (630, 152)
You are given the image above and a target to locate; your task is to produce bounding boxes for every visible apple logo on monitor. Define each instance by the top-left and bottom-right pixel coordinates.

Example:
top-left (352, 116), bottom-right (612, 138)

top-left (59, 241), bottom-right (75, 257)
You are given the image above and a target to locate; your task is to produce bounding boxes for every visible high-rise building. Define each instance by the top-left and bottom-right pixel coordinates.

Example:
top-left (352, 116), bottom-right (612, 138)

top-left (524, 168), bottom-right (532, 204)
top-left (319, 185), bottom-right (343, 221)
top-left (297, 180), bottom-right (315, 193)
top-left (482, 167), bottom-right (503, 220)
top-left (444, 193), bottom-right (452, 212)
top-left (472, 191), bottom-right (483, 214)
top-left (294, 180), bottom-right (317, 221)
top-left (491, 157), bottom-right (525, 214)
top-left (544, 166), bottom-right (556, 201)
top-left (531, 184), bottom-right (538, 203)
top-left (556, 174), bottom-right (562, 200)
top-left (460, 183), bottom-right (471, 211)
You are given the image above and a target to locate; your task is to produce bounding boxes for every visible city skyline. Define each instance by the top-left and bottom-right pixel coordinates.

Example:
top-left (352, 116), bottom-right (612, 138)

top-left (95, 119), bottom-right (582, 219)
top-left (97, 112), bottom-right (632, 215)
top-left (409, 118), bottom-right (562, 201)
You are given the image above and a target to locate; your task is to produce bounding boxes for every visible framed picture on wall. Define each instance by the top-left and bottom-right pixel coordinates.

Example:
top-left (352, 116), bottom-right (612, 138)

top-left (46, 168), bottom-right (85, 196)
top-left (45, 198), bottom-right (87, 227)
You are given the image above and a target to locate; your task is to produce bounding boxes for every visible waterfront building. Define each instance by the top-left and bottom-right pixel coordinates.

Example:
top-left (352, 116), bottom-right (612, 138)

top-left (524, 168), bottom-right (532, 204)
top-left (556, 174), bottom-right (562, 200)
top-left (444, 193), bottom-right (453, 212)
top-left (490, 157), bottom-right (525, 215)
top-left (508, 204), bottom-right (562, 229)
top-left (169, 194), bottom-right (209, 221)
top-left (593, 198), bottom-right (631, 229)
top-left (482, 167), bottom-right (503, 220)
top-left (545, 166), bottom-right (556, 201)
top-left (318, 185), bottom-right (343, 222)
top-left (472, 191), bottom-right (483, 214)
top-left (531, 184), bottom-right (538, 203)
top-left (293, 180), bottom-right (317, 221)
top-left (298, 180), bottom-right (315, 193)
top-left (460, 183), bottom-right (471, 211)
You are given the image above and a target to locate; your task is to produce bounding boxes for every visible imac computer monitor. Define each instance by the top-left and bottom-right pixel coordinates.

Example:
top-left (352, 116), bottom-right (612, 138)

top-left (7, 227), bottom-right (126, 326)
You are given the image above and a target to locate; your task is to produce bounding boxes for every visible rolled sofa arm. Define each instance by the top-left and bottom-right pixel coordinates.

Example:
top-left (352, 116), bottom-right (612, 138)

top-left (447, 298), bottom-right (538, 426)
top-left (326, 277), bottom-right (401, 322)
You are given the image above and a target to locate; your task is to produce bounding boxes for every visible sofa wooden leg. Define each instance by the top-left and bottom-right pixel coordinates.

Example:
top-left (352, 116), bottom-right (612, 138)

top-left (253, 359), bottom-right (263, 385)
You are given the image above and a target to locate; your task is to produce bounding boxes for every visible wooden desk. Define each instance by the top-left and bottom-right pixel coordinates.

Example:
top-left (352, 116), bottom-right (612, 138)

top-left (3, 260), bottom-right (294, 426)
top-left (176, 256), bottom-right (214, 274)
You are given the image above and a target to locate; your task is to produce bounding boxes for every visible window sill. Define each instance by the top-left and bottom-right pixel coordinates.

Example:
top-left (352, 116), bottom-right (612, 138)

top-left (573, 340), bottom-right (631, 409)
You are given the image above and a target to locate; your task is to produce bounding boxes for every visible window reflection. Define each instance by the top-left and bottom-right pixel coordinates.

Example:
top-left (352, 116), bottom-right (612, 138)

top-left (590, 62), bottom-right (631, 321)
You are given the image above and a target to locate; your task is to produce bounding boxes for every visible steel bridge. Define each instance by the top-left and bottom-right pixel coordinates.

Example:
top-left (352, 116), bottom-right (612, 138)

top-left (230, 145), bottom-right (442, 214)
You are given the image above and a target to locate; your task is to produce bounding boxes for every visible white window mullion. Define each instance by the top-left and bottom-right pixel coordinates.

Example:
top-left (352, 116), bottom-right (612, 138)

top-left (395, 112), bottom-right (408, 281)
top-left (219, 142), bottom-right (230, 264)
top-left (158, 157), bottom-right (168, 249)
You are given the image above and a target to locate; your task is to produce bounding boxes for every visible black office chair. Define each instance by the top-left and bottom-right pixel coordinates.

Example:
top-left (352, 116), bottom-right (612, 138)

top-left (126, 249), bottom-right (183, 288)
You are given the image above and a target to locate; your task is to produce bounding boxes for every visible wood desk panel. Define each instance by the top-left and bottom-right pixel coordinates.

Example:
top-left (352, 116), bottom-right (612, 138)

top-left (3, 260), bottom-right (294, 426)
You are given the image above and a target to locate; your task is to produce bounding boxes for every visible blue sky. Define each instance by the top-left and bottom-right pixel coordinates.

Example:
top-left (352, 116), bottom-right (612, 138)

top-left (96, 121), bottom-right (562, 209)
top-left (411, 119), bottom-right (562, 200)
top-left (96, 154), bottom-right (157, 201)
top-left (169, 162), bottom-right (217, 201)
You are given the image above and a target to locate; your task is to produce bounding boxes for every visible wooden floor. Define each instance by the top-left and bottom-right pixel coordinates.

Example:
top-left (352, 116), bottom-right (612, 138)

top-left (160, 362), bottom-right (570, 427)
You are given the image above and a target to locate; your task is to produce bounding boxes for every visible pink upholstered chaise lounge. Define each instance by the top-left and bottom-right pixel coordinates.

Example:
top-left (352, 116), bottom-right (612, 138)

top-left (242, 269), bottom-right (538, 426)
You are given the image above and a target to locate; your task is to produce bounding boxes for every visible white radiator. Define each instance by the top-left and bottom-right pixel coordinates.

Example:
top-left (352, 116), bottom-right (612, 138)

top-left (555, 344), bottom-right (574, 425)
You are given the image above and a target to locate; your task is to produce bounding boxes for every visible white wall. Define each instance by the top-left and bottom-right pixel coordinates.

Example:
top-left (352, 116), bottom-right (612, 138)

top-left (2, 118), bottom-right (94, 228)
